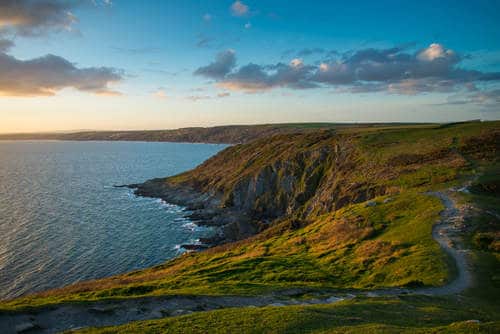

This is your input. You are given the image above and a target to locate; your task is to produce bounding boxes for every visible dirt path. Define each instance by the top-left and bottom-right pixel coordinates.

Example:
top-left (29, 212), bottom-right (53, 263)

top-left (0, 191), bottom-right (473, 334)
top-left (415, 191), bottom-right (472, 295)
top-left (0, 293), bottom-right (357, 334)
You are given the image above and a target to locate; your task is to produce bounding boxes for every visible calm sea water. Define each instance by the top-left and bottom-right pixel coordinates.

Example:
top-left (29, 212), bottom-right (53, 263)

top-left (0, 141), bottom-right (226, 299)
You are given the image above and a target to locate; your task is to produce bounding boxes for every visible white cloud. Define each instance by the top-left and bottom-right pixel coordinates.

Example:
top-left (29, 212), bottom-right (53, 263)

top-left (290, 58), bottom-right (304, 68)
top-left (231, 1), bottom-right (249, 16)
top-left (417, 43), bottom-right (456, 61)
top-left (319, 63), bottom-right (329, 72)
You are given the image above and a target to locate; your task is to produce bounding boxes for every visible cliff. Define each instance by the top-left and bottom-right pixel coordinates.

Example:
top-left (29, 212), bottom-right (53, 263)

top-left (131, 122), bottom-right (499, 245)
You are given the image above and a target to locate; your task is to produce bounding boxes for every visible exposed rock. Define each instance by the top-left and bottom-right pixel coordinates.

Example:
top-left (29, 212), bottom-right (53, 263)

top-left (15, 322), bottom-right (38, 333)
top-left (150, 309), bottom-right (167, 318)
top-left (171, 309), bottom-right (193, 316)
top-left (89, 306), bottom-right (115, 314)
top-left (464, 320), bottom-right (481, 324)
top-left (131, 131), bottom-right (396, 246)
top-left (326, 296), bottom-right (344, 303)
top-left (181, 244), bottom-right (209, 251)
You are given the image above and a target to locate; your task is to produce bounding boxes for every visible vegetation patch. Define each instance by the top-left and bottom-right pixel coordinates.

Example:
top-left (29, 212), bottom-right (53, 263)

top-left (73, 296), bottom-right (500, 334)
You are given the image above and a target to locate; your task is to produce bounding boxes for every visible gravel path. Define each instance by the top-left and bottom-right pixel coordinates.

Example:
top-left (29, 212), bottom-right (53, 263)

top-left (415, 191), bottom-right (472, 295)
top-left (0, 191), bottom-right (473, 334)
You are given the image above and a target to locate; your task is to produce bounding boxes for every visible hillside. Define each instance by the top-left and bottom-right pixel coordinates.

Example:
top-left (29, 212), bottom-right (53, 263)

top-left (0, 121), bottom-right (499, 333)
top-left (0, 123), bottom-right (431, 144)
top-left (133, 121), bottom-right (497, 244)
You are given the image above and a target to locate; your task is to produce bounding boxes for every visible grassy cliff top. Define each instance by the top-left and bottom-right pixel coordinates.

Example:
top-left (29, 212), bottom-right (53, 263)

top-left (0, 122), bottom-right (435, 144)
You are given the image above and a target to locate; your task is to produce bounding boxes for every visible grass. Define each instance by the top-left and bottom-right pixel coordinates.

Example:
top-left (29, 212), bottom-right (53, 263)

top-left (458, 163), bottom-right (500, 305)
top-left (0, 191), bottom-right (450, 311)
top-left (73, 296), bottom-right (500, 334)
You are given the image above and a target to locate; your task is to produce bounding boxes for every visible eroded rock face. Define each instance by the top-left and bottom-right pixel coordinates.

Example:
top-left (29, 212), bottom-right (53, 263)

top-left (130, 180), bottom-right (257, 243)
top-left (130, 132), bottom-right (393, 246)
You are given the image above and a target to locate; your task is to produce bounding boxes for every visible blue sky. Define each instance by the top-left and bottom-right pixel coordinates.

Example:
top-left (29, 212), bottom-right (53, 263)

top-left (1, 0), bottom-right (499, 132)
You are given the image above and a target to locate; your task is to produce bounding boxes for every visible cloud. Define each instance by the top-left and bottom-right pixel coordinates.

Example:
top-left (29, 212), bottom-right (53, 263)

top-left (282, 48), bottom-right (330, 59)
top-left (216, 60), bottom-right (318, 92)
top-left (194, 49), bottom-right (236, 79)
top-left (445, 89), bottom-right (500, 106)
top-left (231, 1), bottom-right (249, 16)
top-left (186, 95), bottom-right (211, 101)
top-left (203, 13), bottom-right (212, 22)
top-left (0, 52), bottom-right (123, 97)
top-left (185, 92), bottom-right (231, 101)
top-left (0, 39), bottom-right (14, 52)
top-left (91, 0), bottom-right (113, 6)
top-left (196, 43), bottom-right (500, 95)
top-left (244, 22), bottom-right (252, 29)
top-left (153, 89), bottom-right (168, 99)
top-left (297, 48), bottom-right (326, 57)
top-left (0, 0), bottom-right (79, 36)
top-left (290, 58), bottom-right (304, 68)
top-left (417, 43), bottom-right (456, 61)
top-left (196, 35), bottom-right (215, 48)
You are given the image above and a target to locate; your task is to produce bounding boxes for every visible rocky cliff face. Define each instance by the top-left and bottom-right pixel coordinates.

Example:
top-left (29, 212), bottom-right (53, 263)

top-left (132, 123), bottom-right (499, 246)
top-left (132, 131), bottom-right (392, 244)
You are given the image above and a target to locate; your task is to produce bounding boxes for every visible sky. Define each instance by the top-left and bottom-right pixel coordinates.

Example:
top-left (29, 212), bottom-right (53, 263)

top-left (0, 0), bottom-right (499, 133)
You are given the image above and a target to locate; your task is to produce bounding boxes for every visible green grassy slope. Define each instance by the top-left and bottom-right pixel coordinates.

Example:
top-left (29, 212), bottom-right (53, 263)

top-left (0, 123), bottom-right (418, 144)
top-left (76, 160), bottom-right (500, 334)
top-left (1, 121), bottom-right (499, 314)
top-left (76, 297), bottom-right (499, 334)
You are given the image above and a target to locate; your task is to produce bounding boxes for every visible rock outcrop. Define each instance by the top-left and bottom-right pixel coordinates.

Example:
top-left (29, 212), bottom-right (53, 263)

top-left (130, 131), bottom-right (393, 245)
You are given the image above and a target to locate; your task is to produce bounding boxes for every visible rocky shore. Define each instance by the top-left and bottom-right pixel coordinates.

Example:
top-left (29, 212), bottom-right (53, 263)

top-left (126, 179), bottom-right (258, 248)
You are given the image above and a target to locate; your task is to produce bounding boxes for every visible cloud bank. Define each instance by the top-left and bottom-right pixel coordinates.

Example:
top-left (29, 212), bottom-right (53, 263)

top-left (0, 52), bottom-right (123, 96)
top-left (195, 44), bottom-right (500, 95)
top-left (446, 89), bottom-right (500, 106)
top-left (0, 0), bottom-right (124, 97)
top-left (0, 0), bottom-right (78, 36)
top-left (0, 39), bottom-right (14, 52)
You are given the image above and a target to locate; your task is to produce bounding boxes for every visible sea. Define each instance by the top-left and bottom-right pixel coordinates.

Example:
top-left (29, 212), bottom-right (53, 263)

top-left (0, 140), bottom-right (226, 299)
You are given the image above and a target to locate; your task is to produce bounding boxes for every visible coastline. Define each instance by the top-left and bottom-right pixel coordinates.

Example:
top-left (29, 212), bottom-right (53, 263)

top-left (126, 179), bottom-right (257, 248)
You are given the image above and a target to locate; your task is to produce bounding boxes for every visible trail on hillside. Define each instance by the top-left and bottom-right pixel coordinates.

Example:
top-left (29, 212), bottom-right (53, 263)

top-left (0, 191), bottom-right (473, 334)
top-left (415, 191), bottom-right (472, 295)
